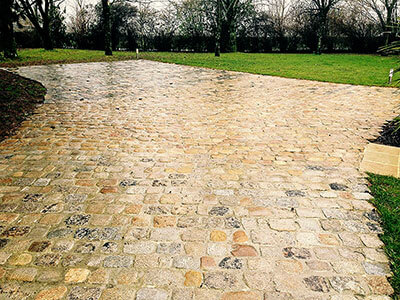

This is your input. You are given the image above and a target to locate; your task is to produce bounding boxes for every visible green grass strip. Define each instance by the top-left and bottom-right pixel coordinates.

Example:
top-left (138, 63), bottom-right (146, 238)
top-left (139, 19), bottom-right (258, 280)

top-left (368, 173), bottom-right (400, 299)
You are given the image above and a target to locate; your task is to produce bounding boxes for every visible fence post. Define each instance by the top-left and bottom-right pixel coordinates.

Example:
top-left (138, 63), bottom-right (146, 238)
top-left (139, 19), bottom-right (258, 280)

top-left (136, 48), bottom-right (139, 59)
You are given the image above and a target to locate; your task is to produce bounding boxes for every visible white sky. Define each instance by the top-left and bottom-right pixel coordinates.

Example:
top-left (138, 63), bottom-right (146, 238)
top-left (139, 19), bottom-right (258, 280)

top-left (64, 0), bottom-right (169, 15)
top-left (63, 0), bottom-right (300, 19)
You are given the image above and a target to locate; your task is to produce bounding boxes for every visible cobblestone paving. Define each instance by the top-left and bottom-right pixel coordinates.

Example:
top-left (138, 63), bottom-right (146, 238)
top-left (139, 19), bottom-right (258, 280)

top-left (0, 60), bottom-right (399, 299)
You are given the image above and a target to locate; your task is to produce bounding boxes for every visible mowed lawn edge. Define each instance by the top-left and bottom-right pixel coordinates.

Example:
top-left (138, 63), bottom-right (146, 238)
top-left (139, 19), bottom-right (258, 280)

top-left (141, 52), bottom-right (399, 87)
top-left (0, 48), bottom-right (138, 68)
top-left (0, 49), bottom-right (398, 86)
top-left (368, 174), bottom-right (400, 299)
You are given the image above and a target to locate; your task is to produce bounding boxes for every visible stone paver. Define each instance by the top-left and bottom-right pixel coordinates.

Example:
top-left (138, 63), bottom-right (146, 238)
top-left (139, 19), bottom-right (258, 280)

top-left (0, 60), bottom-right (398, 299)
top-left (361, 143), bottom-right (400, 177)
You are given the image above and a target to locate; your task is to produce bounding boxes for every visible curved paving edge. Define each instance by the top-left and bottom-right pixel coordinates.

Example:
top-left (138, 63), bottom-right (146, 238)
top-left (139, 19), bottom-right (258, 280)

top-left (0, 60), bottom-right (398, 300)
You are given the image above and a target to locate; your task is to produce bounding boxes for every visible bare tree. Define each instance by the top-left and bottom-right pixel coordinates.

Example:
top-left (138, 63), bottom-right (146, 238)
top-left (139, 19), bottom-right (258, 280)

top-left (332, 1), bottom-right (381, 52)
top-left (355, 0), bottom-right (399, 45)
top-left (17, 0), bottom-right (64, 50)
top-left (207, 0), bottom-right (254, 53)
top-left (264, 0), bottom-right (293, 51)
top-left (131, 3), bottom-right (158, 50)
top-left (220, 0), bottom-right (254, 52)
top-left (176, 0), bottom-right (209, 51)
top-left (157, 2), bottom-right (179, 51)
top-left (308, 0), bottom-right (342, 54)
top-left (264, 0), bottom-right (292, 28)
top-left (68, 0), bottom-right (95, 48)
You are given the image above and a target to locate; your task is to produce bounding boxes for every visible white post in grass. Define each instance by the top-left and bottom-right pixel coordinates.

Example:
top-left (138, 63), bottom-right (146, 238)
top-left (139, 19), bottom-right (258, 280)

top-left (389, 69), bottom-right (394, 84)
top-left (136, 48), bottom-right (139, 59)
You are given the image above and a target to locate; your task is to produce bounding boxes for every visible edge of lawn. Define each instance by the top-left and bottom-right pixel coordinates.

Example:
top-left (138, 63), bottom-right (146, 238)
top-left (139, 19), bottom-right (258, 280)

top-left (0, 56), bottom-right (138, 68)
top-left (140, 52), bottom-right (398, 88)
top-left (141, 59), bottom-right (393, 87)
top-left (0, 50), bottom-right (398, 87)
top-left (367, 173), bottom-right (400, 299)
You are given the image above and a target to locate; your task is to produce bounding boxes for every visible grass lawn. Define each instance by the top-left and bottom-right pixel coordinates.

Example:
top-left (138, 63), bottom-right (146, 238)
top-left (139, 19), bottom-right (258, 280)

top-left (368, 173), bottom-right (400, 299)
top-left (142, 52), bottom-right (400, 87)
top-left (0, 48), bottom-right (138, 68)
top-left (0, 49), bottom-right (399, 86)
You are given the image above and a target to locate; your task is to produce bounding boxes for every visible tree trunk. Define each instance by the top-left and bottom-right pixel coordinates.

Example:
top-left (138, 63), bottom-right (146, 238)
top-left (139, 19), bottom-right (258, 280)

top-left (384, 30), bottom-right (391, 46)
top-left (316, 16), bottom-right (327, 55)
top-left (384, 5), bottom-right (394, 46)
top-left (42, 21), bottom-right (54, 50)
top-left (316, 34), bottom-right (322, 55)
top-left (228, 20), bottom-right (237, 52)
top-left (2, 0), bottom-right (17, 58)
top-left (3, 27), bottom-right (17, 58)
top-left (215, 36), bottom-right (221, 57)
top-left (221, 19), bottom-right (236, 52)
top-left (278, 32), bottom-right (287, 53)
top-left (102, 0), bottom-right (112, 56)
top-left (215, 0), bottom-right (221, 57)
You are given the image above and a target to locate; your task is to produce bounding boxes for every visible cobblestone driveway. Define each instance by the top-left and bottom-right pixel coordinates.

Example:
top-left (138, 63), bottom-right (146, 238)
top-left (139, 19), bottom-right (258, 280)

top-left (0, 60), bottom-right (399, 300)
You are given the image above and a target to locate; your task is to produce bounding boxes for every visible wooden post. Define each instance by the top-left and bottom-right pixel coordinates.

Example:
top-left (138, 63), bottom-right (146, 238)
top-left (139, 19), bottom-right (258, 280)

top-left (389, 69), bottom-right (394, 84)
top-left (136, 49), bottom-right (139, 59)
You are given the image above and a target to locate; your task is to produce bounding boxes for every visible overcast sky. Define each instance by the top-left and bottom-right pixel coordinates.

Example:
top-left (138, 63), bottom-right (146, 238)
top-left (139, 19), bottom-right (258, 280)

top-left (64, 0), bottom-right (97, 16)
top-left (64, 0), bottom-right (292, 17)
top-left (64, 0), bottom-right (168, 15)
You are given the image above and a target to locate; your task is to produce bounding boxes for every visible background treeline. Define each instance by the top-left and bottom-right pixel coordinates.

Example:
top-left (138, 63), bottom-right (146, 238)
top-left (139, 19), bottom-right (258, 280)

top-left (9, 0), bottom-right (400, 53)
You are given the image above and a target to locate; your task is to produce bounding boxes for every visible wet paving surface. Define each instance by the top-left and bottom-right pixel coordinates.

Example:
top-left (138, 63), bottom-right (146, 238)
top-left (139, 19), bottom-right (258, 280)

top-left (0, 60), bottom-right (398, 299)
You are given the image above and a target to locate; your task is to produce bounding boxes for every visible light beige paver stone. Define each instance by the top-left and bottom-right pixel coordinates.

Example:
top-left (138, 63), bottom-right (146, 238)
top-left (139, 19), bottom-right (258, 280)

top-left (35, 286), bottom-right (67, 300)
top-left (366, 276), bottom-right (395, 295)
top-left (136, 288), bottom-right (168, 300)
top-left (222, 291), bottom-right (263, 300)
top-left (88, 268), bottom-right (109, 284)
top-left (64, 268), bottom-right (90, 283)
top-left (98, 287), bottom-right (136, 300)
top-left (154, 216), bottom-right (176, 228)
top-left (7, 267), bottom-right (38, 282)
